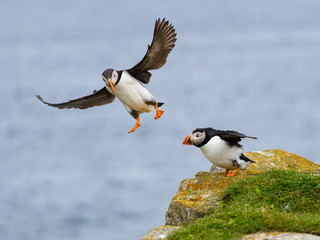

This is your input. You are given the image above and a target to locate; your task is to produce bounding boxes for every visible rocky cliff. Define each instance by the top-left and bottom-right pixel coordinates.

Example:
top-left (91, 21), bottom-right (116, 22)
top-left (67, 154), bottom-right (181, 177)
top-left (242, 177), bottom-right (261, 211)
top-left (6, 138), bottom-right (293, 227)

top-left (141, 149), bottom-right (320, 240)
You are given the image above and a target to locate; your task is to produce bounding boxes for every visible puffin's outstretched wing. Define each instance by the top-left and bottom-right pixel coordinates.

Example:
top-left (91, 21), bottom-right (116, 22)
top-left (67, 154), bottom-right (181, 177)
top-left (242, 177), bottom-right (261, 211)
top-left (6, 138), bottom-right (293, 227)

top-left (36, 87), bottom-right (115, 110)
top-left (127, 18), bottom-right (177, 84)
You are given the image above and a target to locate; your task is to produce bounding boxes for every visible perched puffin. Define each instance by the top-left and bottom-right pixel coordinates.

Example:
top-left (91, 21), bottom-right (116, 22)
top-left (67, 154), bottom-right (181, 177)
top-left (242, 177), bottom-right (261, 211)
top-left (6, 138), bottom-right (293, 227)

top-left (183, 128), bottom-right (257, 177)
top-left (36, 18), bottom-right (177, 133)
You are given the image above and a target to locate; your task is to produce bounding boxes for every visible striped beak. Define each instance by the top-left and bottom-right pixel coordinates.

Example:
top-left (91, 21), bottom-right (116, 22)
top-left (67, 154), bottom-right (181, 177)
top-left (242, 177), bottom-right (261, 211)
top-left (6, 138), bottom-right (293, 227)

top-left (183, 134), bottom-right (193, 145)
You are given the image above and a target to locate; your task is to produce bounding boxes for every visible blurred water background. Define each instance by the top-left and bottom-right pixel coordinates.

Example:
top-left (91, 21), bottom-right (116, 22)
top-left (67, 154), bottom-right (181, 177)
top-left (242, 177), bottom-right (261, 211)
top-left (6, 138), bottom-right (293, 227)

top-left (1, 0), bottom-right (320, 239)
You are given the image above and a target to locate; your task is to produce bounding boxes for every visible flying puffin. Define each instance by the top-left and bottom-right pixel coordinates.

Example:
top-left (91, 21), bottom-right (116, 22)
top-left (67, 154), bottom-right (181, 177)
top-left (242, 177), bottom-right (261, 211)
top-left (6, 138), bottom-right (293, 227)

top-left (36, 18), bottom-right (177, 133)
top-left (183, 128), bottom-right (257, 177)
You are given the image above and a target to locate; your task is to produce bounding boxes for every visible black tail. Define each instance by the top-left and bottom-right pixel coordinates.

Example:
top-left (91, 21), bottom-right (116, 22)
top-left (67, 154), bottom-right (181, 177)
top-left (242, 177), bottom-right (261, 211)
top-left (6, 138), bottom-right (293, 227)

top-left (240, 154), bottom-right (255, 163)
top-left (157, 102), bottom-right (164, 107)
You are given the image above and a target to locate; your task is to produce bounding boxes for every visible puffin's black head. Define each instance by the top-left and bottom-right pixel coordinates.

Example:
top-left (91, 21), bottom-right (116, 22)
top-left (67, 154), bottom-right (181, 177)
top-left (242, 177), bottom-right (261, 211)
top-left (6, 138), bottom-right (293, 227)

top-left (102, 69), bottom-right (122, 94)
top-left (183, 128), bottom-right (212, 148)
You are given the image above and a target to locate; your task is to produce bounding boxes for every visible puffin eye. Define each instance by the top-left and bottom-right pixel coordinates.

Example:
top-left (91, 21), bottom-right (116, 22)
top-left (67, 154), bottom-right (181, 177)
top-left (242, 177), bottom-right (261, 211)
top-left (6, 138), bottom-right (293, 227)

top-left (196, 132), bottom-right (203, 137)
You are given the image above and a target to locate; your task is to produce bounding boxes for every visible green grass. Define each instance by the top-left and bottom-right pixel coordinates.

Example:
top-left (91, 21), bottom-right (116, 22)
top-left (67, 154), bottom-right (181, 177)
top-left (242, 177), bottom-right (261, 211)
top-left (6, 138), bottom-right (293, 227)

top-left (167, 169), bottom-right (320, 240)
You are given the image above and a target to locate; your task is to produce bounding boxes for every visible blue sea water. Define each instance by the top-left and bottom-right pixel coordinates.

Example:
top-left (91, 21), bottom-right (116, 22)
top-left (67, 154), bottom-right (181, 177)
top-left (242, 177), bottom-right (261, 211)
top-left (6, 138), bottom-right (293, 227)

top-left (1, 1), bottom-right (320, 239)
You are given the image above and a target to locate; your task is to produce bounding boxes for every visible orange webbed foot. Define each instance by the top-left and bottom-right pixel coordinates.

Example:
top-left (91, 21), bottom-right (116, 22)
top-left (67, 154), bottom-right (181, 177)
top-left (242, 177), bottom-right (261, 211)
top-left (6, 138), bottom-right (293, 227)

top-left (155, 110), bottom-right (164, 119)
top-left (154, 105), bottom-right (164, 120)
top-left (128, 117), bottom-right (141, 133)
top-left (226, 168), bottom-right (240, 177)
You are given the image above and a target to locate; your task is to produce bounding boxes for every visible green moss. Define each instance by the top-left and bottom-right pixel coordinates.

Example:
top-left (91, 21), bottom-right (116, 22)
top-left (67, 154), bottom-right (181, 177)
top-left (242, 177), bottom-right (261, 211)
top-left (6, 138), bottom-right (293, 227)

top-left (167, 169), bottom-right (320, 240)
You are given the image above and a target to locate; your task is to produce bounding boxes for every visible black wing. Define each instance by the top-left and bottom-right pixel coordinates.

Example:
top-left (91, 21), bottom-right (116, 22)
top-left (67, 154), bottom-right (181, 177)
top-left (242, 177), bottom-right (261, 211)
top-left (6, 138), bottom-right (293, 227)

top-left (36, 87), bottom-right (115, 110)
top-left (127, 18), bottom-right (177, 84)
top-left (220, 130), bottom-right (257, 140)
top-left (240, 154), bottom-right (255, 163)
top-left (218, 130), bottom-right (257, 147)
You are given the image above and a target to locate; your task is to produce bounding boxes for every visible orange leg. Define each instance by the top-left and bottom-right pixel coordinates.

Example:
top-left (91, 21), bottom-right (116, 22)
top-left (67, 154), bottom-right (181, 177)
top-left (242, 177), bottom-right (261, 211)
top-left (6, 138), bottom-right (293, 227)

top-left (128, 117), bottom-right (141, 133)
top-left (226, 168), bottom-right (240, 177)
top-left (224, 169), bottom-right (230, 176)
top-left (154, 104), bottom-right (164, 119)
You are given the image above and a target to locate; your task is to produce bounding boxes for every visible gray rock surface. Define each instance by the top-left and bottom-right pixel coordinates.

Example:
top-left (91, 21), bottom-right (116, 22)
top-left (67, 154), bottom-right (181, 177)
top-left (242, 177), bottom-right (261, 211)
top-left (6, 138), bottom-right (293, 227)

top-left (242, 232), bottom-right (320, 240)
top-left (165, 200), bottom-right (207, 226)
top-left (140, 225), bottom-right (180, 240)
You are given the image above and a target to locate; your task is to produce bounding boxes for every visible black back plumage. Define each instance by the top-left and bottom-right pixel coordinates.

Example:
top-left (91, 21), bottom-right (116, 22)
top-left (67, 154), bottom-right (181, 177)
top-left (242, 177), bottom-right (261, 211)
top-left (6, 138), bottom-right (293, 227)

top-left (192, 127), bottom-right (257, 148)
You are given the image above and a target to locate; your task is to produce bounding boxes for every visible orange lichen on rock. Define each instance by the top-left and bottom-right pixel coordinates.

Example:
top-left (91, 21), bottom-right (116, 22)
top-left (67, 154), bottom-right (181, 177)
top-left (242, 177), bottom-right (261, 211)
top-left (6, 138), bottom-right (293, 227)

top-left (244, 149), bottom-right (320, 174)
top-left (165, 149), bottom-right (320, 226)
top-left (172, 172), bottom-right (232, 212)
top-left (165, 169), bottom-right (239, 225)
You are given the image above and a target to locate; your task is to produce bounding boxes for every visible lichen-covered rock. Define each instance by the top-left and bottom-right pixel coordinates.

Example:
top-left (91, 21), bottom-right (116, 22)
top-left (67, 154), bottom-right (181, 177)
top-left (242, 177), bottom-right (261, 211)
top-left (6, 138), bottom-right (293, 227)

top-left (242, 232), bottom-right (320, 240)
top-left (165, 171), bottom-right (234, 225)
top-left (140, 225), bottom-right (181, 240)
top-left (210, 149), bottom-right (320, 175)
top-left (243, 149), bottom-right (320, 174)
top-left (165, 149), bottom-right (320, 226)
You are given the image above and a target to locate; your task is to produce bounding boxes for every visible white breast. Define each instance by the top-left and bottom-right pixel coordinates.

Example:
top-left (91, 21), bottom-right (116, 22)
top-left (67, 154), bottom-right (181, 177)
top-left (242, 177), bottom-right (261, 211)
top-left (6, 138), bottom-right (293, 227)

top-left (108, 71), bottom-right (155, 113)
top-left (199, 136), bottom-right (244, 170)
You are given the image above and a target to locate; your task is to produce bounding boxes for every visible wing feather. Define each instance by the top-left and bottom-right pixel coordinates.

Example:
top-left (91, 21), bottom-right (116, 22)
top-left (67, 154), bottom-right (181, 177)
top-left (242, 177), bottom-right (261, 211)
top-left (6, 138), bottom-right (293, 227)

top-left (36, 87), bottom-right (115, 110)
top-left (220, 130), bottom-right (257, 140)
top-left (127, 18), bottom-right (177, 84)
top-left (217, 129), bottom-right (257, 148)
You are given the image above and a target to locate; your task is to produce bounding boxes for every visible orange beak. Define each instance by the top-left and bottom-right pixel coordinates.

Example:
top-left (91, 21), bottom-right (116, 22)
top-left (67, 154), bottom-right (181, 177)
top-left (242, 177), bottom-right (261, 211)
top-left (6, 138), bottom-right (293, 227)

top-left (108, 78), bottom-right (115, 94)
top-left (183, 134), bottom-right (193, 145)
